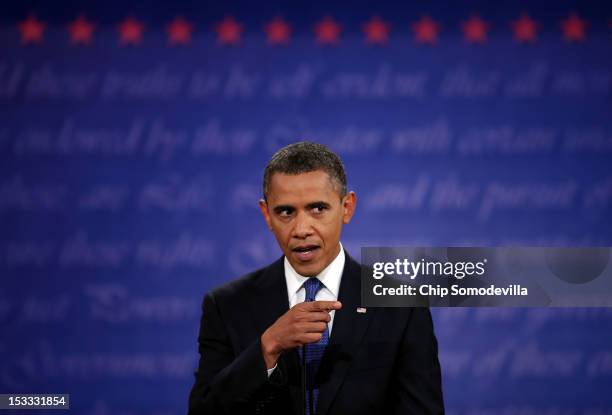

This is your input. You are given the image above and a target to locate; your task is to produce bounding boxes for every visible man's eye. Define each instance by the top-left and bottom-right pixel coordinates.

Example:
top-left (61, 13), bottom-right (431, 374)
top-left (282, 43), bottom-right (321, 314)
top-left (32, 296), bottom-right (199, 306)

top-left (279, 208), bottom-right (294, 217)
top-left (312, 205), bottom-right (327, 214)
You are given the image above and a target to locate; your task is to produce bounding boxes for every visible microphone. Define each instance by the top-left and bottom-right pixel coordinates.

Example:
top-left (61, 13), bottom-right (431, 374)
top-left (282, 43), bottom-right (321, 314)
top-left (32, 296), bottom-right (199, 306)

top-left (302, 343), bottom-right (307, 415)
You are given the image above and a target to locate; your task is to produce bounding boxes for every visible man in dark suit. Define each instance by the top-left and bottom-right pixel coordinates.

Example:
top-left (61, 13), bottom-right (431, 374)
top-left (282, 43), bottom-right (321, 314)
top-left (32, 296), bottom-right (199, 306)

top-left (188, 142), bottom-right (444, 414)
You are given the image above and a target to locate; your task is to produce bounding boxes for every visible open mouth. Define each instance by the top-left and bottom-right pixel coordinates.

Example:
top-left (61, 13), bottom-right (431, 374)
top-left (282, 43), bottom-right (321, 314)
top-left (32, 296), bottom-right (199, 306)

top-left (292, 245), bottom-right (320, 261)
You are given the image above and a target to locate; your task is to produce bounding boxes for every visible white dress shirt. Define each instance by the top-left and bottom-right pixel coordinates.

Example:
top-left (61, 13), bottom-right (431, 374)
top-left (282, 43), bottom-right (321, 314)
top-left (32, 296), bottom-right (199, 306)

top-left (266, 243), bottom-right (345, 377)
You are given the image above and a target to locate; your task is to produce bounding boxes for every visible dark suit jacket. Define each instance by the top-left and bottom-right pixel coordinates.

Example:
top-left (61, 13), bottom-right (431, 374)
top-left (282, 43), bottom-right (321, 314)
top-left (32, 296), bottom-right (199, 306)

top-left (188, 252), bottom-right (444, 414)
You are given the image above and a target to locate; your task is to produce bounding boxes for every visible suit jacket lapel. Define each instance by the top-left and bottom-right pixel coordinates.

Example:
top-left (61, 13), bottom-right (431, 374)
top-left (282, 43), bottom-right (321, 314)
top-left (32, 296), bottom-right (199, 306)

top-left (316, 252), bottom-right (373, 415)
top-left (248, 256), bottom-right (303, 415)
top-left (249, 256), bottom-right (289, 335)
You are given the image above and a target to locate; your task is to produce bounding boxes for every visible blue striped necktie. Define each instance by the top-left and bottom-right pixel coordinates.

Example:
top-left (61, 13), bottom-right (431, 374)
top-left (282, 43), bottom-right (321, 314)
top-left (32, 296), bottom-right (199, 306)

top-left (300, 277), bottom-right (329, 415)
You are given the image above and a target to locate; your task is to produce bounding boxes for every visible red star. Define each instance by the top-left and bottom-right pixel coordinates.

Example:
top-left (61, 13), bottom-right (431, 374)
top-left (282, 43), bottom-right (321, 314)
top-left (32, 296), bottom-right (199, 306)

top-left (118, 17), bottom-right (144, 45)
top-left (462, 15), bottom-right (488, 43)
top-left (264, 17), bottom-right (291, 45)
top-left (561, 13), bottom-right (587, 42)
top-left (362, 16), bottom-right (391, 44)
top-left (214, 16), bottom-right (243, 45)
top-left (314, 16), bottom-right (341, 45)
top-left (166, 16), bottom-right (193, 45)
top-left (18, 15), bottom-right (45, 44)
top-left (411, 16), bottom-right (440, 44)
top-left (511, 13), bottom-right (538, 43)
top-left (67, 15), bottom-right (95, 45)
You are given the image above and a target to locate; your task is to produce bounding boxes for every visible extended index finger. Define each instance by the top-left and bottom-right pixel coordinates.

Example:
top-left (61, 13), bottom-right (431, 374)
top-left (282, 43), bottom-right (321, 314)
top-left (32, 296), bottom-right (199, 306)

top-left (305, 300), bottom-right (342, 312)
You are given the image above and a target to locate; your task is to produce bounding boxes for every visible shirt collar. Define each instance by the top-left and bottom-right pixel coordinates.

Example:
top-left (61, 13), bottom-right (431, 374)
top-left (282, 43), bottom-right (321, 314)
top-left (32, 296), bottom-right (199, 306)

top-left (284, 242), bottom-right (345, 298)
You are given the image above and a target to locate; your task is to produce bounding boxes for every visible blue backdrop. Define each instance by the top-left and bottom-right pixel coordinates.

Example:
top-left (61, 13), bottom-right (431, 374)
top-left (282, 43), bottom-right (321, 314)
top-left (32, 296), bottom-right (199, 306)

top-left (1, 1), bottom-right (612, 413)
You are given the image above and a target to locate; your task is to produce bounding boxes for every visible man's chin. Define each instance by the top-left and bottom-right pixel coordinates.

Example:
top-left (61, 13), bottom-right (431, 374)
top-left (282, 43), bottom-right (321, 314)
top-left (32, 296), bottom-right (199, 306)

top-left (289, 260), bottom-right (324, 278)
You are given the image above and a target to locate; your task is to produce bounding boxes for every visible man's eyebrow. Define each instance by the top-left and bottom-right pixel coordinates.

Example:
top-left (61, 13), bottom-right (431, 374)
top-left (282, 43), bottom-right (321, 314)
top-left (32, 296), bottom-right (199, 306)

top-left (306, 201), bottom-right (331, 209)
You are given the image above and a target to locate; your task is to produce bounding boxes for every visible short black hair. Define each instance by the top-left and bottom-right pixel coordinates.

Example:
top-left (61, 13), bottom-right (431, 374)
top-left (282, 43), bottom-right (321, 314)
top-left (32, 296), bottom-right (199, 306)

top-left (263, 141), bottom-right (347, 200)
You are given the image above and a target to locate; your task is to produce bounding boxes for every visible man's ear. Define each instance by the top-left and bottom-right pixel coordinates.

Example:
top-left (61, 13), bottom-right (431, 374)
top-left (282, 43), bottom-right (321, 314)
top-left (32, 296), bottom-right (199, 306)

top-left (259, 199), bottom-right (273, 230)
top-left (342, 191), bottom-right (357, 224)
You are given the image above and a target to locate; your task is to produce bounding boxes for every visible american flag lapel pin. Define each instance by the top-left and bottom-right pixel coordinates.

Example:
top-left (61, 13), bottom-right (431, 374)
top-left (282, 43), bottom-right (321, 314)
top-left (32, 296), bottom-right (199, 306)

top-left (356, 307), bottom-right (367, 314)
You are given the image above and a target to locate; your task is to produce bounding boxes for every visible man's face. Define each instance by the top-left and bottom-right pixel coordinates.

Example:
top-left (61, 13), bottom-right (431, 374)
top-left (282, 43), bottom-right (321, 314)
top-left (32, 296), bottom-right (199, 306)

top-left (259, 170), bottom-right (356, 277)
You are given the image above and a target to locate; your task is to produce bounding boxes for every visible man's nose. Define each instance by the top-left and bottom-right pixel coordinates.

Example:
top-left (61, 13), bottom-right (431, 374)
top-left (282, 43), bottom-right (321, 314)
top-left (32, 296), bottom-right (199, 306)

top-left (293, 211), bottom-right (314, 239)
